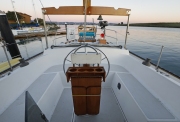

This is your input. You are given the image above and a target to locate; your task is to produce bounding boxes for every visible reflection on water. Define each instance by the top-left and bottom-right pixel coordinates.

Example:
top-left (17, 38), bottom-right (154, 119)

top-left (17, 38), bottom-right (44, 59)
top-left (118, 26), bottom-right (180, 77)
top-left (0, 37), bottom-right (44, 62)
top-left (0, 26), bottom-right (180, 77)
top-left (17, 37), bottom-right (41, 45)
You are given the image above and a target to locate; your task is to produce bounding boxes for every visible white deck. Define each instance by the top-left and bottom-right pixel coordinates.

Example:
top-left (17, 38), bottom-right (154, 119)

top-left (0, 47), bottom-right (180, 122)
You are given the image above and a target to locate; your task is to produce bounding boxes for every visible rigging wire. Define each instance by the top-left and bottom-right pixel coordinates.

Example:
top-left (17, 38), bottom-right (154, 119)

top-left (127, 36), bottom-right (180, 54)
top-left (10, 0), bottom-right (20, 26)
top-left (164, 47), bottom-right (180, 54)
top-left (128, 37), bottom-right (162, 47)
top-left (115, 31), bottom-right (180, 54)
top-left (32, 0), bottom-right (39, 24)
top-left (116, 31), bottom-right (162, 47)
top-left (128, 37), bottom-right (179, 53)
top-left (38, 0), bottom-right (53, 24)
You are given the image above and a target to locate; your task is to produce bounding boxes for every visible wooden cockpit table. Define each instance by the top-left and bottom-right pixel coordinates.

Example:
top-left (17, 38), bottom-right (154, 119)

top-left (66, 67), bottom-right (106, 115)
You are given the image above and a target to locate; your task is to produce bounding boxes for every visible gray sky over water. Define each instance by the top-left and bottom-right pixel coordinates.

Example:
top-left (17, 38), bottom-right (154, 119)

top-left (0, 0), bottom-right (180, 23)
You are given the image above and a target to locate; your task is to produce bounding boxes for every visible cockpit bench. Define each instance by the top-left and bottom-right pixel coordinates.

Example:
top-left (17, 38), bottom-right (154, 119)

top-left (112, 73), bottom-right (178, 122)
top-left (0, 73), bottom-right (61, 122)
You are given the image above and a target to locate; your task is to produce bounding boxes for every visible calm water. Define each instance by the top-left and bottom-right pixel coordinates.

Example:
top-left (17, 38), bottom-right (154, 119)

top-left (0, 26), bottom-right (179, 76)
top-left (108, 26), bottom-right (180, 77)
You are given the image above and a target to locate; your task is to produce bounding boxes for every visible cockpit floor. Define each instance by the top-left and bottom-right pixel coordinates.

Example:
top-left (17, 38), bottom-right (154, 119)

top-left (50, 88), bottom-right (126, 122)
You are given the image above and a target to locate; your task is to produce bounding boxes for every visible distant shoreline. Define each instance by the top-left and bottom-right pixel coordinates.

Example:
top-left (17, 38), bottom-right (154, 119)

top-left (116, 23), bottom-right (180, 28)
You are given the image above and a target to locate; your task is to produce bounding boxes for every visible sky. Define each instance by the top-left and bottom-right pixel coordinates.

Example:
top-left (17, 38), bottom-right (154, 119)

top-left (0, 0), bottom-right (180, 23)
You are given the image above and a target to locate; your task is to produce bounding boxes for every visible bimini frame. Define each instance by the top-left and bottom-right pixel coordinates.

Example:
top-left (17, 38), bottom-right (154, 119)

top-left (42, 0), bottom-right (131, 48)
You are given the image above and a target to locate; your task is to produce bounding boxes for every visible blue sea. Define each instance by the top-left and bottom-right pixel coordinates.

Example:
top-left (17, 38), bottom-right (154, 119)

top-left (0, 26), bottom-right (179, 77)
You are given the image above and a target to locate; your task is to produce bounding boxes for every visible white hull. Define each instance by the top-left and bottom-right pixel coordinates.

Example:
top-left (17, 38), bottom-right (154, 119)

top-left (12, 27), bottom-right (44, 36)
top-left (0, 47), bottom-right (180, 122)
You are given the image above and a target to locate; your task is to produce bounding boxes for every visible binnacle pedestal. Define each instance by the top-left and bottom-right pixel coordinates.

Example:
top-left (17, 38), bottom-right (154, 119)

top-left (66, 66), bottom-right (106, 115)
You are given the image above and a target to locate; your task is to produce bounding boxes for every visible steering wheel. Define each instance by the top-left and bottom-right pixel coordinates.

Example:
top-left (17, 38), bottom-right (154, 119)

top-left (63, 44), bottom-right (110, 78)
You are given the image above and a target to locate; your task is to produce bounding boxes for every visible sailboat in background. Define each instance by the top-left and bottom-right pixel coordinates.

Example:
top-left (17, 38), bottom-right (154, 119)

top-left (10, 0), bottom-right (44, 36)
top-left (32, 0), bottom-right (39, 27)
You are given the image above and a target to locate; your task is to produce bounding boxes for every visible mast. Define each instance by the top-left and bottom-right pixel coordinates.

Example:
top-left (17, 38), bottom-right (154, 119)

top-left (83, 0), bottom-right (87, 44)
top-left (10, 0), bottom-right (20, 27)
top-left (32, 0), bottom-right (39, 26)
